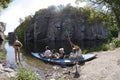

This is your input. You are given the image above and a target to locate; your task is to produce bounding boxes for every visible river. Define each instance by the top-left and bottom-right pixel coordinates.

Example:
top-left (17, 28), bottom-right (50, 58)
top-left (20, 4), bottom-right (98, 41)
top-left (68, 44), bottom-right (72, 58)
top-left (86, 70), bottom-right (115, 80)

top-left (0, 40), bottom-right (106, 79)
top-left (2, 41), bottom-right (56, 79)
top-left (3, 40), bottom-right (105, 68)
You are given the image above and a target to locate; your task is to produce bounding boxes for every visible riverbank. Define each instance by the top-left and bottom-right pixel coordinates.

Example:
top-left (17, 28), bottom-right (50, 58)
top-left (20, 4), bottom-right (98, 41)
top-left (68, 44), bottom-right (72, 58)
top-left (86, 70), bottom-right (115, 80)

top-left (1, 47), bottom-right (120, 80)
top-left (0, 60), bottom-right (15, 80)
top-left (79, 47), bottom-right (120, 80)
top-left (0, 51), bottom-right (16, 80)
top-left (44, 47), bottom-right (120, 80)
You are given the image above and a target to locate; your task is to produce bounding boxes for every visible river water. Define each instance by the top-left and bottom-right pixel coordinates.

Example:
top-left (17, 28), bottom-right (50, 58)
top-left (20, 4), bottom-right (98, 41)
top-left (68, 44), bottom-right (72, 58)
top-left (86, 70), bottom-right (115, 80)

top-left (1, 41), bottom-right (55, 79)
top-left (3, 40), bottom-right (105, 68)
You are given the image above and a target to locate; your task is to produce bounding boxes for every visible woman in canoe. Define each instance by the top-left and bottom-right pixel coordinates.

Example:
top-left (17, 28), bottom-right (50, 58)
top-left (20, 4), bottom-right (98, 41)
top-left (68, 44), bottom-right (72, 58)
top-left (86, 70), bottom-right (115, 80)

top-left (44, 46), bottom-right (52, 58)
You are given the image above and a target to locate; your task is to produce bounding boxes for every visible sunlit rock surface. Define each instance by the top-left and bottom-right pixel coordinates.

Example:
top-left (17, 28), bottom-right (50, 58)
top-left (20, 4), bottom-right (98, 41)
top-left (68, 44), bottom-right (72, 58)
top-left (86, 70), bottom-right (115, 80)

top-left (23, 6), bottom-right (108, 43)
top-left (0, 22), bottom-right (6, 41)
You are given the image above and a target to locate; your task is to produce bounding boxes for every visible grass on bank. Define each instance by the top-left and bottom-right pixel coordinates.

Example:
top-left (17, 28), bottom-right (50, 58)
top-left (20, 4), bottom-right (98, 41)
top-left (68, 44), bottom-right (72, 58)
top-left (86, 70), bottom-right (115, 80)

top-left (12, 66), bottom-right (41, 80)
top-left (0, 52), bottom-right (6, 59)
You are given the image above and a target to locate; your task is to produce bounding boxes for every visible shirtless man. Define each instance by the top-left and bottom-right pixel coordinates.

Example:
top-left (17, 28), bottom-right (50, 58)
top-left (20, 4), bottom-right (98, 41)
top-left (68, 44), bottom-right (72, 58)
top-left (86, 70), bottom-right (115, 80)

top-left (13, 37), bottom-right (23, 64)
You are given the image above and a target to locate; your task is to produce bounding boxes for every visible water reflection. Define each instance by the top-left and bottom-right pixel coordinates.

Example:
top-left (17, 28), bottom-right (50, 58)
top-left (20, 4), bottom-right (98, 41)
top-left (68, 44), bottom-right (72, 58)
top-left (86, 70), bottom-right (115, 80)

top-left (25, 40), bottom-right (106, 54)
top-left (3, 40), bottom-right (106, 68)
top-left (0, 41), bottom-right (5, 51)
top-left (4, 41), bottom-right (52, 69)
top-left (3, 41), bottom-right (52, 79)
top-left (5, 42), bottom-right (16, 64)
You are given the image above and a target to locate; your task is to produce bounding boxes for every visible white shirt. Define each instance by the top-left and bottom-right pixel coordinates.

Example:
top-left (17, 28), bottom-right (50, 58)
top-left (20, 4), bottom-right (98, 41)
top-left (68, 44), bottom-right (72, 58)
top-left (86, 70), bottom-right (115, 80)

top-left (76, 49), bottom-right (82, 57)
top-left (44, 50), bottom-right (51, 57)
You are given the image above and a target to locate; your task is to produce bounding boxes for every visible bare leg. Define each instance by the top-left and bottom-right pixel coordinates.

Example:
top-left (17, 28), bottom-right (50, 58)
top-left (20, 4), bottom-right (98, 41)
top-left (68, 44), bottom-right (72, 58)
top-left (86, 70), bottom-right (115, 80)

top-left (74, 61), bottom-right (80, 78)
top-left (17, 47), bottom-right (22, 65)
top-left (76, 62), bottom-right (78, 72)
top-left (18, 51), bottom-right (21, 63)
top-left (15, 49), bottom-right (18, 64)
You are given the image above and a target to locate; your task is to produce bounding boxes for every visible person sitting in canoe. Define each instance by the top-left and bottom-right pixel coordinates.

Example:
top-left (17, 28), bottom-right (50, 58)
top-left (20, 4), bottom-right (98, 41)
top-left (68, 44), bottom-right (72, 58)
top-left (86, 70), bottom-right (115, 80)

top-left (44, 46), bottom-right (52, 58)
top-left (59, 48), bottom-right (65, 59)
top-left (52, 49), bottom-right (60, 59)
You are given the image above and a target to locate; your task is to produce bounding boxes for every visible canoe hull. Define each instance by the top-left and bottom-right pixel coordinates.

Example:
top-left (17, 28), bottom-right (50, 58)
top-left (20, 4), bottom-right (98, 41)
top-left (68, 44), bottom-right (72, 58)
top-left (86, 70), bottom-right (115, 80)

top-left (31, 52), bottom-right (96, 65)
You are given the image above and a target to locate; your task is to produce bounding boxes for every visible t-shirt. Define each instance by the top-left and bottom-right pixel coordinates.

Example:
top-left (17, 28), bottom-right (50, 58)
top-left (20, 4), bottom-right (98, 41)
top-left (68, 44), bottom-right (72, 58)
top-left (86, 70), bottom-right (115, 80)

top-left (44, 50), bottom-right (52, 57)
top-left (76, 49), bottom-right (82, 57)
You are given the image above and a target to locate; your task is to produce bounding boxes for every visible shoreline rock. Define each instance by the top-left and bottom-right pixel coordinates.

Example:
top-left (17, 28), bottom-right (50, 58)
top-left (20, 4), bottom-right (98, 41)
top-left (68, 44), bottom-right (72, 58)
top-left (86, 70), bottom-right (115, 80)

top-left (1, 48), bottom-right (120, 80)
top-left (0, 61), bottom-right (16, 80)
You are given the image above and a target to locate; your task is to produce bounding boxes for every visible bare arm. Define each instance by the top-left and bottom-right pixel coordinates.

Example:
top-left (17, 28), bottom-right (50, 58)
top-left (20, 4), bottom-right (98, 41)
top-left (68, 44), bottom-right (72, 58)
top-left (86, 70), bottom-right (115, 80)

top-left (19, 41), bottom-right (23, 48)
top-left (16, 40), bottom-right (23, 48)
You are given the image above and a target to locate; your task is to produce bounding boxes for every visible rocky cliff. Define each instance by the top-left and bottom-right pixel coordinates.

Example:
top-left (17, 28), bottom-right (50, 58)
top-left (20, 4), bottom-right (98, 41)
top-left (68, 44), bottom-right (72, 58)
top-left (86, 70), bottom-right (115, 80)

top-left (24, 6), bottom-right (108, 43)
top-left (0, 22), bottom-right (6, 41)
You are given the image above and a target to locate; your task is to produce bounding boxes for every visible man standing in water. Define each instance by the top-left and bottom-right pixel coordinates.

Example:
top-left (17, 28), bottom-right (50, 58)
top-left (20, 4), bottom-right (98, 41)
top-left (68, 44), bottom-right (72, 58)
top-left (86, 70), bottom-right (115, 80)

top-left (13, 36), bottom-right (23, 64)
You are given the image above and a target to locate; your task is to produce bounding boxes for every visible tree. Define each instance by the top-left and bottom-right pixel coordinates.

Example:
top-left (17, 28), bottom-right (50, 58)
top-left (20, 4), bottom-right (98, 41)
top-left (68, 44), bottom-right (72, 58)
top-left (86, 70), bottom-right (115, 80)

top-left (76, 0), bottom-right (120, 38)
top-left (0, 0), bottom-right (12, 9)
top-left (15, 15), bottom-right (33, 42)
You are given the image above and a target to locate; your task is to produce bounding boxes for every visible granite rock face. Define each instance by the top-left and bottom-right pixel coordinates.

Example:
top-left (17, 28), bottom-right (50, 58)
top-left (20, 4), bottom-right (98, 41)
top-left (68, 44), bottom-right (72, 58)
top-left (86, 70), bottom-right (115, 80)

top-left (0, 22), bottom-right (6, 41)
top-left (24, 6), bottom-right (108, 43)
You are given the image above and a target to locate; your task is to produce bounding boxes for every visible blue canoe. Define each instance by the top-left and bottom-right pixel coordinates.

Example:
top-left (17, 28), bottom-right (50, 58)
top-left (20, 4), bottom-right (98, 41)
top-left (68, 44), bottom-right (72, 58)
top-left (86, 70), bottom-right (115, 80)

top-left (31, 52), bottom-right (96, 65)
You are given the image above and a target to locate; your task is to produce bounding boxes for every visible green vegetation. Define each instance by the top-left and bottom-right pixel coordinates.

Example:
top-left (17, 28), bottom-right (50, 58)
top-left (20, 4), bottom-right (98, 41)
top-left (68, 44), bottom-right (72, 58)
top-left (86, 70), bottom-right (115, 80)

top-left (0, 0), bottom-right (12, 9)
top-left (103, 13), bottom-right (118, 38)
top-left (110, 38), bottom-right (120, 48)
top-left (84, 7), bottom-right (105, 25)
top-left (83, 38), bottom-right (120, 52)
top-left (75, 0), bottom-right (120, 52)
top-left (82, 49), bottom-right (89, 54)
top-left (76, 0), bottom-right (120, 38)
top-left (15, 16), bottom-right (33, 43)
top-left (4, 35), bottom-right (8, 40)
top-left (100, 38), bottom-right (120, 51)
top-left (0, 52), bottom-right (5, 59)
top-left (101, 43), bottom-right (111, 51)
top-left (13, 66), bottom-right (37, 80)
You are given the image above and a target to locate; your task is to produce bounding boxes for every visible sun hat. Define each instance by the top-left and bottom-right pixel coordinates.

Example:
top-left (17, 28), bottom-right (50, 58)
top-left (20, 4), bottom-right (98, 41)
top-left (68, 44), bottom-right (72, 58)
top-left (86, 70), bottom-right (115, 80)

top-left (59, 48), bottom-right (64, 51)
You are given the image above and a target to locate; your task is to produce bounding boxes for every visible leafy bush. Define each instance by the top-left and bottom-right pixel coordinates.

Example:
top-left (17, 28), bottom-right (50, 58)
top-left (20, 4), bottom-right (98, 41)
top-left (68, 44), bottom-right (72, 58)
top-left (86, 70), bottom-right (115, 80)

top-left (97, 38), bottom-right (120, 51)
top-left (14, 67), bottom-right (36, 80)
top-left (82, 38), bottom-right (120, 53)
top-left (101, 43), bottom-right (111, 51)
top-left (111, 38), bottom-right (120, 48)
top-left (82, 49), bottom-right (88, 54)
